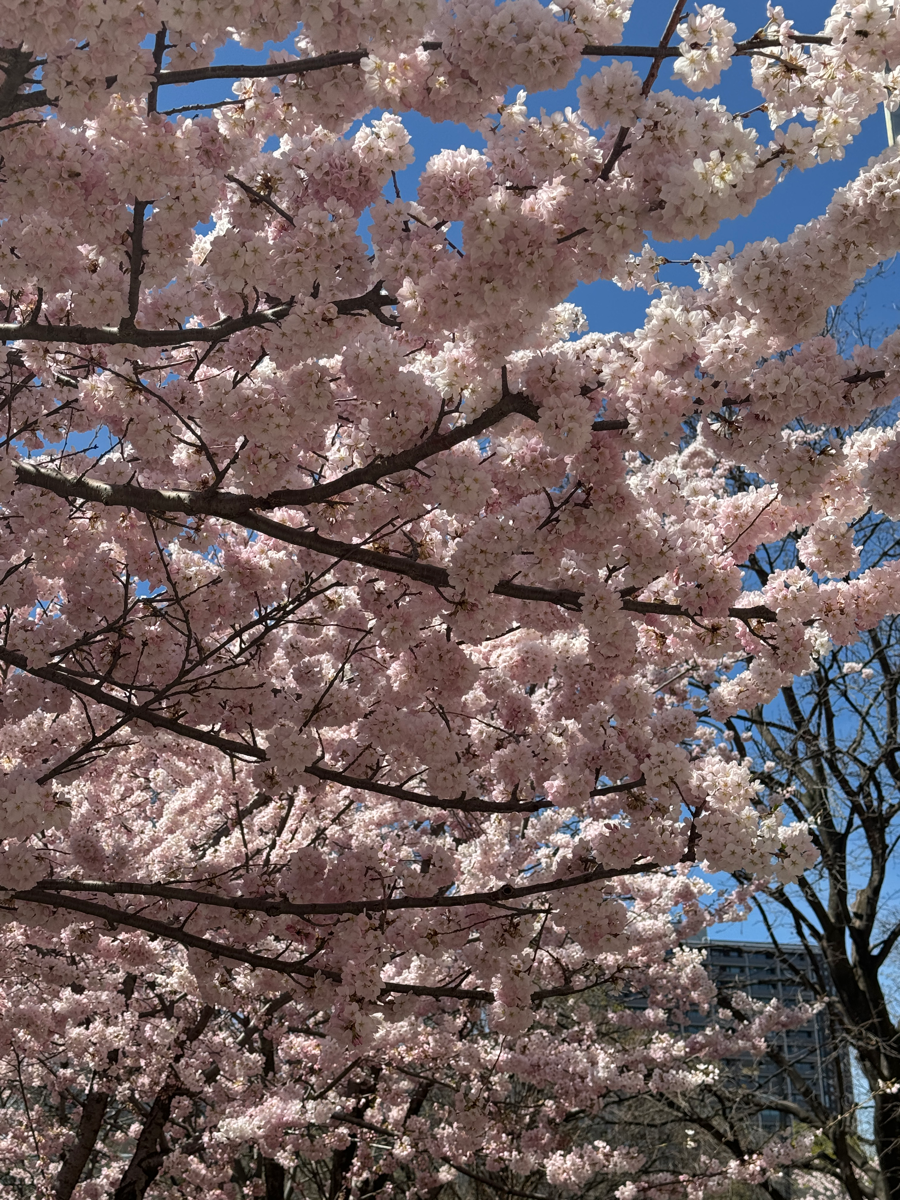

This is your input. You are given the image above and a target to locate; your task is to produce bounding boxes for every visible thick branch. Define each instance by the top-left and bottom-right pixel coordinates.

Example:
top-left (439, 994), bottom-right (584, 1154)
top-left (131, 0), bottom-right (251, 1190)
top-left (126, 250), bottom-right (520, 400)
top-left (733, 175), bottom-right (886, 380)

top-left (600, 0), bottom-right (687, 182)
top-left (0, 33), bottom-right (835, 121)
top-left (112, 1006), bottom-right (214, 1200)
top-left (302, 761), bottom-right (548, 812)
top-left (55, 1089), bottom-right (112, 1200)
top-left (112, 1086), bottom-right (178, 1200)
top-left (157, 47), bottom-right (371, 86)
top-left (3, 304), bottom-right (290, 348)
top-left (19, 409), bottom-right (624, 518)
top-left (14, 855), bottom-right (670, 1001)
top-left (0, 283), bottom-right (397, 347)
top-left (261, 387), bottom-right (542, 506)
top-left (0, 645), bottom-right (265, 762)
top-left (121, 200), bottom-right (148, 331)
top-left (29, 852), bottom-right (662, 917)
top-left (0, 48), bottom-right (48, 120)
top-left (154, 33), bottom-right (834, 86)
top-left (12, 887), bottom-right (495, 999)
top-left (14, 461), bottom-right (777, 620)
top-left (582, 33), bottom-right (831, 57)
top-left (290, 768), bottom-right (648, 816)
top-left (0, 641), bottom-right (727, 811)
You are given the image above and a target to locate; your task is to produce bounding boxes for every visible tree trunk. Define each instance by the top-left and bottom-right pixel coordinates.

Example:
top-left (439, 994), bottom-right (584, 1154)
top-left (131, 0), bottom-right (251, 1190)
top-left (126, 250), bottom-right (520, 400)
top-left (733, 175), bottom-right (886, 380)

top-left (55, 1088), bottom-right (111, 1200)
top-left (263, 1156), bottom-right (285, 1200)
top-left (875, 1088), bottom-right (900, 1200)
top-left (112, 1084), bottom-right (178, 1200)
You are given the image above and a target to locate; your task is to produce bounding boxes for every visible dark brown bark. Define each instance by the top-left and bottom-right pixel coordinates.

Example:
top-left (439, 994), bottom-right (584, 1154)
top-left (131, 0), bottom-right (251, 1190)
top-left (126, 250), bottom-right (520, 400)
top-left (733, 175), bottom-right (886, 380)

top-left (111, 1006), bottom-right (214, 1200)
top-left (112, 1083), bottom-right (179, 1200)
top-left (875, 1090), bottom-right (900, 1200)
top-left (0, 32), bottom-right (835, 124)
top-left (54, 1088), bottom-right (113, 1200)
top-left (262, 1156), bottom-right (286, 1200)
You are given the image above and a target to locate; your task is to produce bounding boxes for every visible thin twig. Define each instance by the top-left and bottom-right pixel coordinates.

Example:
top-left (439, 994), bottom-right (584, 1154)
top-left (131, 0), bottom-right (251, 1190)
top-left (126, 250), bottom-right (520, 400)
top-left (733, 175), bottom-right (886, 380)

top-left (225, 173), bottom-right (295, 226)
top-left (599, 0), bottom-right (688, 182)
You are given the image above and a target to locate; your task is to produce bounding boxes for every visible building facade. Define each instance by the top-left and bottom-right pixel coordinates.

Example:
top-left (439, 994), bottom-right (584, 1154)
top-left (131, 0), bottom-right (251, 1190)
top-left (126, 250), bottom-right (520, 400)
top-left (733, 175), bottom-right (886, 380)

top-left (686, 937), bottom-right (853, 1131)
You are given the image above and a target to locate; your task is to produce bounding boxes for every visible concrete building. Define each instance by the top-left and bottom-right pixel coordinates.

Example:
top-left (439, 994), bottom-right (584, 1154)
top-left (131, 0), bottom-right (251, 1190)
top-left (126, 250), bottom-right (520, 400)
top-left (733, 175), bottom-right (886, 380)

top-left (685, 937), bottom-right (853, 1131)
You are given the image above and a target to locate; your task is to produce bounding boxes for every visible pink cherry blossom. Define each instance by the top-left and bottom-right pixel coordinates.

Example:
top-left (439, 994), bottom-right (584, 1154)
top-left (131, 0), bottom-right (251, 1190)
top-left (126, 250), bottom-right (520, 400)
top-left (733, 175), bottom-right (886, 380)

top-left (0, 0), bottom-right (894, 1194)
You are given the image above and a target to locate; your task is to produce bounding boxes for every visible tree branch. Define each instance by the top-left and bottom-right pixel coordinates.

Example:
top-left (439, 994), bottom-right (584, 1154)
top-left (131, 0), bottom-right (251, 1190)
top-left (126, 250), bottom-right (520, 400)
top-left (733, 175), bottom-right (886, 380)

top-left (30, 851), bottom-right (663, 917)
top-left (0, 32), bottom-right (834, 121)
top-left (150, 32), bottom-right (834, 87)
top-left (0, 283), bottom-right (397, 347)
top-left (54, 1089), bottom-right (113, 1200)
top-left (111, 1005), bottom-right (214, 1200)
top-left (120, 200), bottom-right (148, 331)
top-left (581, 34), bottom-right (832, 57)
top-left (13, 462), bottom-right (778, 620)
top-left (0, 645), bottom-right (266, 764)
top-left (18, 396), bottom-right (624, 515)
top-left (303, 762), bottom-right (547, 812)
top-left (600, 0), bottom-right (687, 182)
top-left (0, 47), bottom-right (49, 120)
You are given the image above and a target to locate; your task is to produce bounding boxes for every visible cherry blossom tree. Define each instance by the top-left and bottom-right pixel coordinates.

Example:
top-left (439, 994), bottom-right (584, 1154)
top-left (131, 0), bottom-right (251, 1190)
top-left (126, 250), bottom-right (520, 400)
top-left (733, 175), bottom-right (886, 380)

top-left (4, 0), bottom-right (900, 1194)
